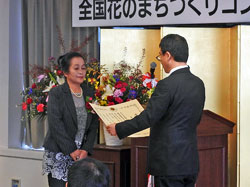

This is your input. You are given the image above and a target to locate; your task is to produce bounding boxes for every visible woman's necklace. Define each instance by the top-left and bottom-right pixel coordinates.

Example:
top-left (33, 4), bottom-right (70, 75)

top-left (70, 87), bottom-right (83, 98)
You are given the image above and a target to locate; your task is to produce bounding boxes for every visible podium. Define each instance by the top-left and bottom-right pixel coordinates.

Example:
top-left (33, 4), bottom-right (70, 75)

top-left (130, 110), bottom-right (235, 187)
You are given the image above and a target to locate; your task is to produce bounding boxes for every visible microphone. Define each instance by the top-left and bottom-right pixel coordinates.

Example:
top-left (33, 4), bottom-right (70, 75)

top-left (150, 62), bottom-right (157, 79)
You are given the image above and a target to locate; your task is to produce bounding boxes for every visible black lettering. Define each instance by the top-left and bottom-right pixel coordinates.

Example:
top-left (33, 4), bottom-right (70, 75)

top-left (170, 0), bottom-right (185, 16)
top-left (205, 0), bottom-right (218, 16)
top-left (241, 5), bottom-right (250, 14)
top-left (108, 0), bottom-right (122, 19)
top-left (79, 0), bottom-right (92, 20)
top-left (222, 0), bottom-right (237, 14)
top-left (188, 0), bottom-right (201, 16)
top-left (138, 0), bottom-right (152, 18)
top-left (123, 0), bottom-right (137, 18)
top-left (93, 0), bottom-right (106, 20)
top-left (155, 0), bottom-right (168, 17)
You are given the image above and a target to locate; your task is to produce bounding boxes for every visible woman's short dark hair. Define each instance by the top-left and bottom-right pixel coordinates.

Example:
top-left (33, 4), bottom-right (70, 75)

top-left (159, 34), bottom-right (189, 62)
top-left (57, 52), bottom-right (85, 73)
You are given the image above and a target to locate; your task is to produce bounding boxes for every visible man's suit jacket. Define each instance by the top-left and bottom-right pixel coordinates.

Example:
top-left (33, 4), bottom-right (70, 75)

top-left (43, 82), bottom-right (99, 155)
top-left (116, 67), bottom-right (205, 176)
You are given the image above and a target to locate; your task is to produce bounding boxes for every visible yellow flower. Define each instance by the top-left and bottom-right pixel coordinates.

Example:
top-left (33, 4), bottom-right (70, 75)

top-left (100, 100), bottom-right (107, 106)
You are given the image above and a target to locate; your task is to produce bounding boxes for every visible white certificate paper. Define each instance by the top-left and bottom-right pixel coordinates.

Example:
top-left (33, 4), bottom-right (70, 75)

top-left (90, 100), bottom-right (150, 137)
top-left (90, 99), bottom-right (144, 125)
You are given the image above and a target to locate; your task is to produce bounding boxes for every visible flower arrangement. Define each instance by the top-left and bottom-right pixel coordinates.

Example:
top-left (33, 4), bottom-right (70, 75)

top-left (93, 51), bottom-right (158, 107)
top-left (20, 57), bottom-right (65, 119)
top-left (20, 57), bottom-right (102, 118)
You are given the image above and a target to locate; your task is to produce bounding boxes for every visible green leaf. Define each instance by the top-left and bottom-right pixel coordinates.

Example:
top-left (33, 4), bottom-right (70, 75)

top-left (48, 72), bottom-right (57, 84)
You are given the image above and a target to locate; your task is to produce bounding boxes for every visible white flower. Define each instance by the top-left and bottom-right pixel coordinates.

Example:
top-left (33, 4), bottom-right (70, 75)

top-left (43, 81), bottom-right (55, 92)
top-left (102, 85), bottom-right (114, 99)
top-left (57, 76), bottom-right (65, 85)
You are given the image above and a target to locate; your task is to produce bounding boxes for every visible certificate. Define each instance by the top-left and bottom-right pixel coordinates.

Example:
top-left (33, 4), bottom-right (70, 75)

top-left (90, 100), bottom-right (150, 137)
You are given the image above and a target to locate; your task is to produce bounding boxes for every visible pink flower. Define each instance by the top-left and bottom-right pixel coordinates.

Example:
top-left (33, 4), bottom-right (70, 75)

top-left (113, 89), bottom-right (123, 97)
top-left (48, 56), bottom-right (56, 61)
top-left (37, 74), bottom-right (46, 82)
top-left (46, 96), bottom-right (49, 103)
top-left (37, 104), bottom-right (44, 112)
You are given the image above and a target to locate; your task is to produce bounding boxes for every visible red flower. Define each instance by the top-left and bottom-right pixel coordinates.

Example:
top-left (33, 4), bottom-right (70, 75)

top-left (130, 85), bottom-right (135, 90)
top-left (37, 104), bottom-right (45, 112)
top-left (26, 98), bottom-right (33, 105)
top-left (95, 91), bottom-right (102, 98)
top-left (126, 99), bottom-right (131, 102)
top-left (142, 89), bottom-right (147, 94)
top-left (22, 102), bottom-right (27, 110)
top-left (115, 83), bottom-right (122, 89)
top-left (120, 87), bottom-right (126, 93)
top-left (115, 97), bottom-right (123, 103)
top-left (31, 83), bottom-right (37, 89)
top-left (122, 82), bottom-right (128, 87)
top-left (129, 76), bottom-right (134, 80)
top-left (57, 70), bottom-right (63, 76)
top-left (107, 96), bottom-right (114, 102)
top-left (85, 102), bottom-right (92, 110)
top-left (146, 82), bottom-right (152, 89)
top-left (108, 102), bottom-right (115, 106)
top-left (52, 85), bottom-right (57, 88)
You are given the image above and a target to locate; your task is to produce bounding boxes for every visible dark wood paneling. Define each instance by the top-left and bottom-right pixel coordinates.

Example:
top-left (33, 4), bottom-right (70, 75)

top-left (130, 110), bottom-right (234, 187)
top-left (91, 144), bottom-right (131, 187)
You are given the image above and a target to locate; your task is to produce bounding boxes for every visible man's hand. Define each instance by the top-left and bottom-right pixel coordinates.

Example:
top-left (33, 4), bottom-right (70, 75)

top-left (106, 123), bottom-right (117, 136)
top-left (79, 150), bottom-right (88, 160)
top-left (70, 149), bottom-right (81, 161)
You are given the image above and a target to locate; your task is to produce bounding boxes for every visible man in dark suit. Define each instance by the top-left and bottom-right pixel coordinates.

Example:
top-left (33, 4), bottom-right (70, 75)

top-left (107, 34), bottom-right (205, 187)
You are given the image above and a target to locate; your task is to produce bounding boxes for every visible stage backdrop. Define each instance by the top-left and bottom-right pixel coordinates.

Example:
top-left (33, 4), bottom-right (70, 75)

top-left (72, 0), bottom-right (250, 27)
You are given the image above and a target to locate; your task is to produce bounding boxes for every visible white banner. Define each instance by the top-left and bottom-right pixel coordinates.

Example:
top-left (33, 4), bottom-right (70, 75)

top-left (72, 0), bottom-right (250, 27)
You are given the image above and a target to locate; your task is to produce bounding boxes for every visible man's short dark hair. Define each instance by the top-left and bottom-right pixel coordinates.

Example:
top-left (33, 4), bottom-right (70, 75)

top-left (68, 157), bottom-right (110, 187)
top-left (159, 34), bottom-right (189, 62)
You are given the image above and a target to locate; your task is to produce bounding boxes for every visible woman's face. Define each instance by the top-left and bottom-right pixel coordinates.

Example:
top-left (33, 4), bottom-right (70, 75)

top-left (64, 57), bottom-right (86, 85)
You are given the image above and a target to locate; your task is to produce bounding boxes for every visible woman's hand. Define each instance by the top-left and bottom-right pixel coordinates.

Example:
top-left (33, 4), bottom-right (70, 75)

top-left (79, 150), bottom-right (88, 160)
top-left (70, 149), bottom-right (81, 161)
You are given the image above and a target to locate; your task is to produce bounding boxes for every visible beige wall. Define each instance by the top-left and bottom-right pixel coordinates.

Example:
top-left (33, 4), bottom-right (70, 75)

top-left (100, 29), bottom-right (161, 79)
top-left (238, 25), bottom-right (250, 187)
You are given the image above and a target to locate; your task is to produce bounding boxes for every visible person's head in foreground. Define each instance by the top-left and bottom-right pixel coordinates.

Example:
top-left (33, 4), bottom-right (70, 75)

top-left (66, 157), bottom-right (110, 187)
